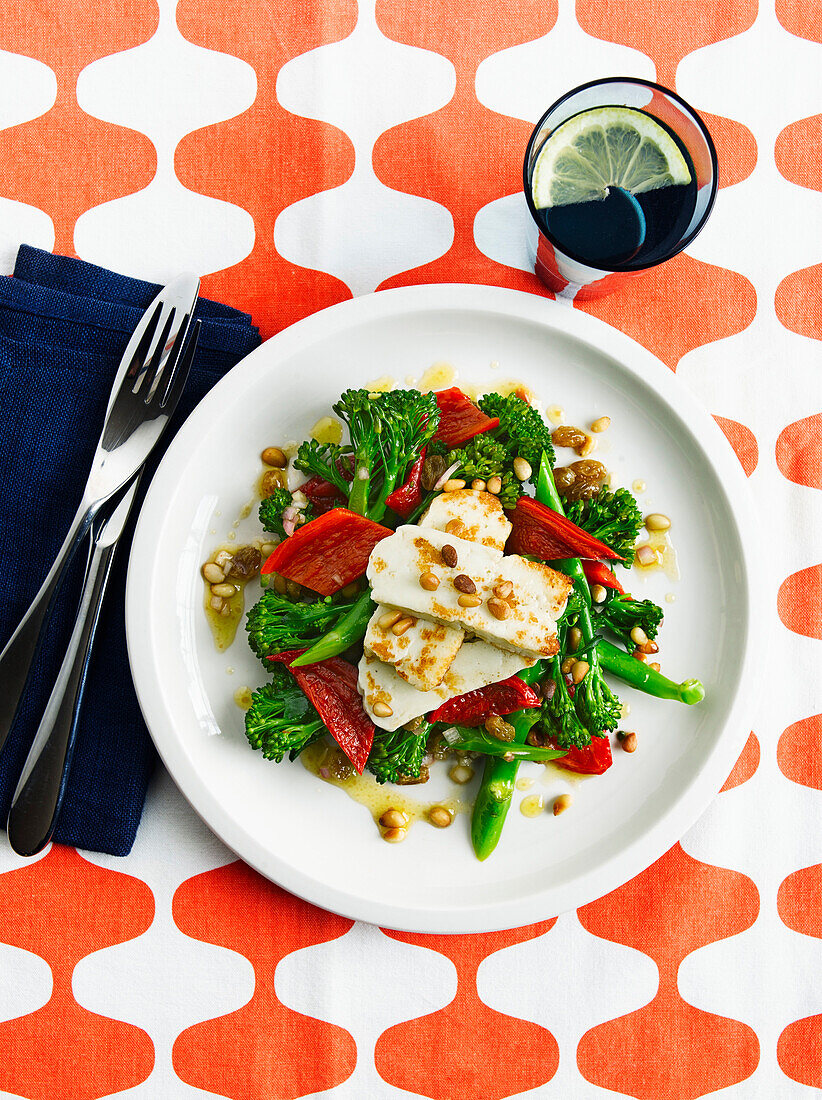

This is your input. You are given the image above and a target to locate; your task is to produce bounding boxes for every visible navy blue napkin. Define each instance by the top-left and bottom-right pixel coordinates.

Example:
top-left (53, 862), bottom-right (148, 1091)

top-left (0, 246), bottom-right (261, 855)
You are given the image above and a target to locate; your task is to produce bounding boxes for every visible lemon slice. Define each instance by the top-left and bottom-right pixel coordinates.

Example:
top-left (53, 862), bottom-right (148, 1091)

top-left (532, 106), bottom-right (692, 209)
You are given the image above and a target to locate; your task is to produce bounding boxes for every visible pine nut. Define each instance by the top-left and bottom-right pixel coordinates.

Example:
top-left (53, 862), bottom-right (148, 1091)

top-left (392, 616), bottom-right (416, 636)
top-left (378, 609), bottom-right (403, 630)
top-left (453, 574), bottom-right (476, 594)
top-left (449, 763), bottom-right (474, 784)
top-left (261, 542), bottom-right (276, 557)
top-left (373, 701), bottom-right (394, 718)
top-left (642, 640), bottom-right (659, 654)
top-left (211, 583), bottom-right (236, 598)
top-left (458, 594), bottom-right (482, 608)
top-left (648, 662), bottom-right (661, 672)
top-left (202, 562), bottom-right (225, 584)
top-left (272, 573), bottom-right (288, 595)
top-left (341, 582), bottom-right (360, 599)
top-left (209, 595), bottom-right (224, 611)
top-left (561, 657), bottom-right (575, 675)
top-left (571, 660), bottom-right (589, 684)
top-left (486, 476), bottom-right (502, 495)
top-left (577, 435), bottom-right (596, 457)
top-left (630, 626), bottom-right (648, 646)
top-left (636, 545), bottom-right (657, 566)
top-left (621, 731), bottom-right (638, 753)
top-left (591, 584), bottom-right (607, 604)
top-left (493, 580), bottom-right (513, 600)
top-left (420, 572), bottom-right (440, 591)
top-left (219, 603), bottom-right (232, 617)
top-left (261, 446), bottom-right (288, 468)
top-left (443, 478), bottom-right (466, 492)
top-left (553, 793), bottom-right (572, 816)
top-left (633, 649), bottom-right (647, 662)
top-left (441, 544), bottom-right (458, 567)
top-left (445, 519), bottom-right (466, 537)
top-left (379, 808), bottom-right (406, 828)
top-left (645, 513), bottom-right (671, 532)
top-left (590, 416), bottom-right (611, 433)
top-left (513, 456), bottom-right (532, 480)
top-left (569, 626), bottom-right (582, 651)
top-left (487, 597), bottom-right (510, 620)
top-left (215, 550), bottom-right (233, 569)
top-left (428, 806), bottom-right (453, 828)
top-left (286, 580), bottom-right (302, 600)
top-left (471, 479), bottom-right (486, 491)
top-left (382, 826), bottom-right (407, 843)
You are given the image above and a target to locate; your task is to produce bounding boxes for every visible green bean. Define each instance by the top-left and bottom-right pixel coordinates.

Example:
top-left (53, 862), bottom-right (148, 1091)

top-left (470, 663), bottom-right (544, 861)
top-left (597, 639), bottom-right (705, 704)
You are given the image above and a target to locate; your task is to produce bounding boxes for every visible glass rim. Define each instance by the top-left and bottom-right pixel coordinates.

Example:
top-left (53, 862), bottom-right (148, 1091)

top-left (522, 76), bottom-right (719, 275)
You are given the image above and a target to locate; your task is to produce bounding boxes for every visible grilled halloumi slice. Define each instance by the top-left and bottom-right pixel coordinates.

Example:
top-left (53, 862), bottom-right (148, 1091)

top-left (419, 489), bottom-right (512, 552)
top-left (367, 525), bottom-right (571, 659)
top-left (359, 640), bottom-right (536, 731)
top-left (364, 604), bottom-right (464, 691)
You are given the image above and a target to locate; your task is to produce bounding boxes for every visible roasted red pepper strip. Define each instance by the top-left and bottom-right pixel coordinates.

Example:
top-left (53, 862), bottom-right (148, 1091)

top-left (385, 448), bottom-right (426, 518)
top-left (506, 495), bottom-right (622, 561)
top-left (433, 387), bottom-right (500, 448)
top-left (582, 559), bottom-right (625, 594)
top-left (270, 650), bottom-right (374, 773)
top-left (550, 734), bottom-right (613, 775)
top-left (261, 508), bottom-right (393, 595)
top-left (429, 675), bottom-right (541, 727)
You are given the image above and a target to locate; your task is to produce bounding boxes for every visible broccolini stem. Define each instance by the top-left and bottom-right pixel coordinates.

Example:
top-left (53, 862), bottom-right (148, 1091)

top-left (470, 662), bottom-right (544, 861)
top-left (347, 451), bottom-right (372, 517)
top-left (289, 591), bottom-right (373, 667)
top-left (597, 640), bottom-right (705, 704)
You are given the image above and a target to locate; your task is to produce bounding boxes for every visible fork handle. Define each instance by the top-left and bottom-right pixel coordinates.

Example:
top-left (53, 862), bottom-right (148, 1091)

top-left (7, 537), bottom-right (116, 856)
top-left (0, 497), bottom-right (99, 757)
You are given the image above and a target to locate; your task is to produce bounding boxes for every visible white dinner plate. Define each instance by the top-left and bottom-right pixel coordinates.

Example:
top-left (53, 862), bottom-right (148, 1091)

top-left (126, 284), bottom-right (758, 933)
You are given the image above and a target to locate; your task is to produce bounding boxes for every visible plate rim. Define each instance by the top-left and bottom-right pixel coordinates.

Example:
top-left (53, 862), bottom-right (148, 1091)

top-left (126, 282), bottom-right (761, 933)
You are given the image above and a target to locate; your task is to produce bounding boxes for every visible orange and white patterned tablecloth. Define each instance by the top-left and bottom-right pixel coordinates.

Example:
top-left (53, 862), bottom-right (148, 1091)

top-left (1, 0), bottom-right (821, 1096)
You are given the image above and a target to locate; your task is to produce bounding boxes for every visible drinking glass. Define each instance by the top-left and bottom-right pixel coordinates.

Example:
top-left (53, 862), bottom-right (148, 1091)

top-left (523, 77), bottom-right (718, 299)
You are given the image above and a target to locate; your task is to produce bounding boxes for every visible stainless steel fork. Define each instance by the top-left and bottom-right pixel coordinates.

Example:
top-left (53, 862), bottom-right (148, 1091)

top-left (0, 273), bottom-right (200, 755)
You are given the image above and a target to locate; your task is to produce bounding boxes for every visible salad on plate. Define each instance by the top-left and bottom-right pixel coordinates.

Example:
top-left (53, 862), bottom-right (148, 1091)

top-left (202, 382), bottom-right (704, 860)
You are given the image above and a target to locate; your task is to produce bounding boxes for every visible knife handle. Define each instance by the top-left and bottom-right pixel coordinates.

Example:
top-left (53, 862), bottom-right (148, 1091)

top-left (0, 497), bottom-right (99, 757)
top-left (7, 538), bottom-right (116, 856)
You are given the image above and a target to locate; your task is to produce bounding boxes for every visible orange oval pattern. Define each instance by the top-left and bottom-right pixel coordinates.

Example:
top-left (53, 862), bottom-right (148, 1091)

top-left (713, 416), bottom-right (759, 477)
top-left (175, 0), bottom-right (357, 337)
top-left (776, 413), bottom-right (822, 490)
top-left (0, 847), bottom-right (154, 1099)
top-left (777, 565), bottom-right (822, 641)
top-left (0, 0), bottom-right (157, 254)
top-left (577, 843), bottom-right (760, 1096)
top-left (171, 860), bottom-right (356, 1098)
top-left (376, 921), bottom-right (558, 1097)
top-left (778, 715), bottom-right (822, 790)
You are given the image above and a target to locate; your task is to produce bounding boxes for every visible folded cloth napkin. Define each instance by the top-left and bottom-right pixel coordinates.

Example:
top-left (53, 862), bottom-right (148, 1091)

top-left (0, 246), bottom-right (261, 856)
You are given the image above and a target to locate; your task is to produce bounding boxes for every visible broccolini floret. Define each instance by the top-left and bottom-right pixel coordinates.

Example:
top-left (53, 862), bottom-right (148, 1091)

top-left (245, 668), bottom-right (325, 762)
top-left (433, 434), bottom-right (523, 508)
top-left (478, 391), bottom-right (556, 471)
top-left (293, 438), bottom-right (351, 495)
top-left (246, 589), bottom-right (356, 664)
top-left (366, 722), bottom-right (429, 784)
top-left (259, 488), bottom-right (316, 538)
top-left (333, 388), bottom-right (440, 520)
top-left (595, 592), bottom-right (664, 651)
top-left (563, 487), bottom-right (643, 566)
